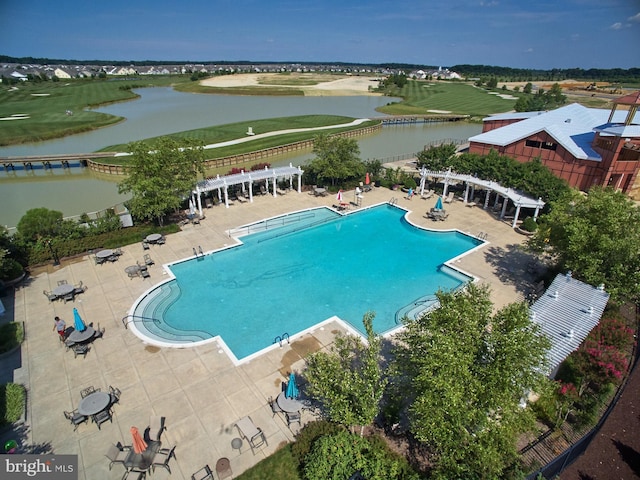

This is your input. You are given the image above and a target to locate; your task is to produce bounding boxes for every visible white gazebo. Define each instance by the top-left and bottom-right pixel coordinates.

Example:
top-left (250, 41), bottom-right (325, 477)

top-left (193, 164), bottom-right (304, 214)
top-left (418, 168), bottom-right (545, 228)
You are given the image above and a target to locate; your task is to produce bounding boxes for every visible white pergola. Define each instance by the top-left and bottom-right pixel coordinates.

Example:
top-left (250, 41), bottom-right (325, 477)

top-left (193, 164), bottom-right (304, 215)
top-left (418, 168), bottom-right (545, 228)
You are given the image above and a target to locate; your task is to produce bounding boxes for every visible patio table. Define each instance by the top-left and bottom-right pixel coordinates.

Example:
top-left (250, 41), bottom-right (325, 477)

top-left (52, 283), bottom-right (75, 297)
top-left (125, 265), bottom-right (141, 275)
top-left (146, 233), bottom-right (162, 243)
top-left (96, 249), bottom-right (115, 259)
top-left (67, 325), bottom-right (96, 344)
top-left (78, 391), bottom-right (111, 416)
top-left (124, 441), bottom-right (161, 471)
top-left (276, 392), bottom-right (304, 413)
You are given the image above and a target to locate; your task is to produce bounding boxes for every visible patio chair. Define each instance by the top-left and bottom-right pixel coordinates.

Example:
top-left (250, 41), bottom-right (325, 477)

top-left (204, 197), bottom-right (213, 208)
top-left (143, 254), bottom-right (154, 266)
top-left (57, 279), bottom-right (68, 286)
top-left (74, 281), bottom-right (86, 295)
top-left (109, 385), bottom-right (121, 405)
top-left (151, 445), bottom-right (176, 474)
top-left (121, 470), bottom-right (146, 480)
top-left (235, 416), bottom-right (267, 454)
top-left (92, 408), bottom-right (113, 430)
top-left (93, 325), bottom-right (105, 340)
top-left (146, 415), bottom-right (166, 442)
top-left (94, 255), bottom-right (106, 265)
top-left (156, 236), bottom-right (165, 245)
top-left (43, 290), bottom-right (57, 302)
top-left (114, 247), bottom-right (123, 256)
top-left (105, 442), bottom-right (131, 470)
top-left (191, 464), bottom-right (213, 480)
top-left (268, 396), bottom-right (283, 418)
top-left (286, 411), bottom-right (301, 427)
top-left (142, 241), bottom-right (150, 251)
top-left (64, 409), bottom-right (88, 431)
top-left (72, 344), bottom-right (90, 358)
top-left (63, 292), bottom-right (75, 303)
top-left (141, 269), bottom-right (151, 279)
top-left (259, 185), bottom-right (267, 195)
top-left (80, 386), bottom-right (96, 398)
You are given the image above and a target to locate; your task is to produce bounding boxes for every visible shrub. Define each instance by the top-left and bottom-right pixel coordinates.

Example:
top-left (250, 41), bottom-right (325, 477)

top-left (0, 257), bottom-right (24, 281)
top-left (403, 177), bottom-right (417, 190)
top-left (303, 430), bottom-right (419, 480)
top-left (521, 216), bottom-right (538, 232)
top-left (0, 383), bottom-right (26, 426)
top-left (0, 322), bottom-right (24, 355)
top-left (291, 420), bottom-right (345, 465)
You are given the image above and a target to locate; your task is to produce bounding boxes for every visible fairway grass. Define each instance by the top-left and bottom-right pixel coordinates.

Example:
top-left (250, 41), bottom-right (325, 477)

top-left (378, 81), bottom-right (518, 117)
top-left (0, 75), bottom-right (191, 146)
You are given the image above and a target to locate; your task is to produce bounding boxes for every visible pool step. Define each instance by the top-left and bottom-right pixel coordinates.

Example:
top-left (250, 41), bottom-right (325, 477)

top-left (134, 282), bottom-right (210, 342)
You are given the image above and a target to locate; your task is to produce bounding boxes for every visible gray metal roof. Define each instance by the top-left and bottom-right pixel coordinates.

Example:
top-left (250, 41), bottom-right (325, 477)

top-left (194, 164), bottom-right (303, 194)
top-left (530, 272), bottom-right (610, 377)
top-left (470, 103), bottom-right (639, 161)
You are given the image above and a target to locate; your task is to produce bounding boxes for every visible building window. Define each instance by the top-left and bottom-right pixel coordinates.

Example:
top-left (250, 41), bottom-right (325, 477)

top-left (541, 142), bottom-right (557, 151)
top-left (526, 140), bottom-right (541, 148)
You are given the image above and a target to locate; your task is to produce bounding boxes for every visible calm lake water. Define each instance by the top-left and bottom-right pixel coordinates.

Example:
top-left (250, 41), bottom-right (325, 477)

top-left (0, 88), bottom-right (481, 228)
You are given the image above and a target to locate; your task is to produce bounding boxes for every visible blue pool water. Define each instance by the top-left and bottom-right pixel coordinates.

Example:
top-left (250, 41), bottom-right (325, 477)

top-left (132, 205), bottom-right (483, 361)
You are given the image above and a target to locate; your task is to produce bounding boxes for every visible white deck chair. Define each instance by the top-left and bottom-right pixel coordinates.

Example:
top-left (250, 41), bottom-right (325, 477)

top-left (235, 416), bottom-right (267, 454)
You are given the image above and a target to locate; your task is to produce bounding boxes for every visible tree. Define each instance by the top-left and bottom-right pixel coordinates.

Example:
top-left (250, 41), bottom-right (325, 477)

top-left (16, 208), bottom-right (64, 243)
top-left (392, 284), bottom-right (550, 479)
top-left (527, 186), bottom-right (640, 304)
top-left (118, 138), bottom-right (205, 226)
top-left (416, 143), bottom-right (457, 170)
top-left (523, 82), bottom-right (533, 94)
top-left (304, 312), bottom-right (387, 433)
top-left (305, 134), bottom-right (364, 187)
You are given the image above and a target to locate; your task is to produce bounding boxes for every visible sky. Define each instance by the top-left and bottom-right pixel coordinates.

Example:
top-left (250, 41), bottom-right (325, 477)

top-left (1, 0), bottom-right (639, 70)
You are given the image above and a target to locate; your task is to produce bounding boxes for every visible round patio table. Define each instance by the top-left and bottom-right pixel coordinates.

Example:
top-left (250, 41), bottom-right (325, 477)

top-left (276, 392), bottom-right (304, 413)
top-left (125, 265), bottom-right (141, 275)
top-left (96, 249), bottom-right (114, 259)
top-left (146, 233), bottom-right (162, 243)
top-left (67, 326), bottom-right (95, 344)
top-left (52, 284), bottom-right (75, 297)
top-left (77, 391), bottom-right (111, 416)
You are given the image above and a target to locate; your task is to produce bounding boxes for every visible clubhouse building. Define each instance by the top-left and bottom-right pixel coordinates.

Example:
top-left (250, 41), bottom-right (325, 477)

top-left (468, 92), bottom-right (640, 199)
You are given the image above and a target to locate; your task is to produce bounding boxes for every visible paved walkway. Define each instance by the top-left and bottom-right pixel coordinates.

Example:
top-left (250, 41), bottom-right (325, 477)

top-left (0, 178), bottom-right (537, 479)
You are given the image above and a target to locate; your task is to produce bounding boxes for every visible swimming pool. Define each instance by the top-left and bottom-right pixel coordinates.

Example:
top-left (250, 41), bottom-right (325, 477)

top-left (129, 204), bottom-right (484, 362)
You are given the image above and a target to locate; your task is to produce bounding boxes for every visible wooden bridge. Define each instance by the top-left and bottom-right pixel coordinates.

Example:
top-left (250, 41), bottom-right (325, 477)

top-left (0, 152), bottom-right (119, 171)
top-left (373, 114), bottom-right (468, 126)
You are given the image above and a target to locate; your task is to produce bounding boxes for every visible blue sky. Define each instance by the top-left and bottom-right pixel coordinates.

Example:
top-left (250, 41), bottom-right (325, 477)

top-left (1, 0), bottom-right (639, 69)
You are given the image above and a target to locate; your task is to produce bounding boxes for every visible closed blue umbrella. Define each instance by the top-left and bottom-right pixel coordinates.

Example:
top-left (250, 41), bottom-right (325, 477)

top-left (73, 308), bottom-right (86, 332)
top-left (434, 196), bottom-right (443, 210)
top-left (286, 372), bottom-right (299, 399)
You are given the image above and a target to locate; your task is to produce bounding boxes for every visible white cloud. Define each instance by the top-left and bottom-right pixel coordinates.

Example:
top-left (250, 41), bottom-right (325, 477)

top-left (480, 1), bottom-right (499, 6)
top-left (525, 48), bottom-right (534, 53)
top-left (610, 22), bottom-right (624, 30)
top-left (628, 12), bottom-right (640, 22)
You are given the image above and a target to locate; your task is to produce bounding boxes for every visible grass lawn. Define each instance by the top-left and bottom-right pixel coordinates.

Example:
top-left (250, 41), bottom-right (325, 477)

top-left (96, 115), bottom-right (379, 165)
top-left (0, 75), bottom-right (191, 146)
top-left (377, 80), bottom-right (518, 117)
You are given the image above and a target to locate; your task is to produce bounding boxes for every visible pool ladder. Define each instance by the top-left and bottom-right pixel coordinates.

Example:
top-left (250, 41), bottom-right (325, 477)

top-left (389, 197), bottom-right (398, 205)
top-left (274, 332), bottom-right (290, 347)
top-left (192, 245), bottom-right (204, 258)
top-left (476, 232), bottom-right (488, 240)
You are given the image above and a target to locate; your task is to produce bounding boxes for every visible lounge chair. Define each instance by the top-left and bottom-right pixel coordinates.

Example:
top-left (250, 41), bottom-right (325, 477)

top-left (420, 189), bottom-right (434, 200)
top-left (142, 241), bottom-right (150, 251)
top-left (141, 269), bottom-right (151, 279)
top-left (443, 192), bottom-right (455, 204)
top-left (276, 187), bottom-right (287, 195)
top-left (143, 254), bottom-right (154, 266)
top-left (191, 465), bottom-right (214, 480)
top-left (204, 198), bottom-right (213, 208)
top-left (235, 416), bottom-right (267, 454)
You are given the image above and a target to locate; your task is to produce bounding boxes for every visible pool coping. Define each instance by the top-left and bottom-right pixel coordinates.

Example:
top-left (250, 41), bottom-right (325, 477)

top-left (126, 201), bottom-right (487, 365)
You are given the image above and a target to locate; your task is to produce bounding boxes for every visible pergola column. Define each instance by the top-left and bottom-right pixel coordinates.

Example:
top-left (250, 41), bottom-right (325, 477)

top-left (223, 184), bottom-right (230, 208)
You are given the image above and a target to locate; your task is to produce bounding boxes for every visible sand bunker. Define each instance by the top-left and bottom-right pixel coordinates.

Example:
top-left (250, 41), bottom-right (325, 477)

top-left (200, 73), bottom-right (382, 96)
top-left (31, 93), bottom-right (50, 96)
top-left (427, 109), bottom-right (452, 114)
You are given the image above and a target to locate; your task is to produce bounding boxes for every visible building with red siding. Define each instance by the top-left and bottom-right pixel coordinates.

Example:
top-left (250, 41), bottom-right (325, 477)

top-left (468, 92), bottom-right (640, 198)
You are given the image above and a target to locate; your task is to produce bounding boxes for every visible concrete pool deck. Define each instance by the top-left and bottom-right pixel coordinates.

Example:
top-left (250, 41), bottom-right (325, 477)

top-left (1, 180), bottom-right (540, 479)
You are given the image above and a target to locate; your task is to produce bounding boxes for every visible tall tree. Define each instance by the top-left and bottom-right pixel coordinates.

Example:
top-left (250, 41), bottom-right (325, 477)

top-left (527, 186), bottom-right (640, 303)
top-left (118, 138), bottom-right (205, 226)
top-left (304, 312), bottom-right (387, 434)
top-left (306, 134), bottom-right (363, 187)
top-left (392, 284), bottom-right (550, 479)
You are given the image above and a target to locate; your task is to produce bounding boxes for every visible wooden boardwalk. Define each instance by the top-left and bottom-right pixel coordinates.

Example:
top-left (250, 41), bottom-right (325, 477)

top-left (0, 153), bottom-right (118, 171)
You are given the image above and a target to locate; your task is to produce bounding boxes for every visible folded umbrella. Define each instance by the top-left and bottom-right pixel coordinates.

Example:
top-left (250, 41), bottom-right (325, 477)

top-left (131, 426), bottom-right (148, 454)
top-left (286, 372), bottom-right (299, 399)
top-left (73, 308), bottom-right (86, 332)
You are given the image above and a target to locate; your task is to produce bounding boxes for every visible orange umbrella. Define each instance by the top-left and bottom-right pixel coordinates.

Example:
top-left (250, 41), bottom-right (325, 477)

top-left (365, 172), bottom-right (370, 185)
top-left (131, 426), bottom-right (148, 454)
